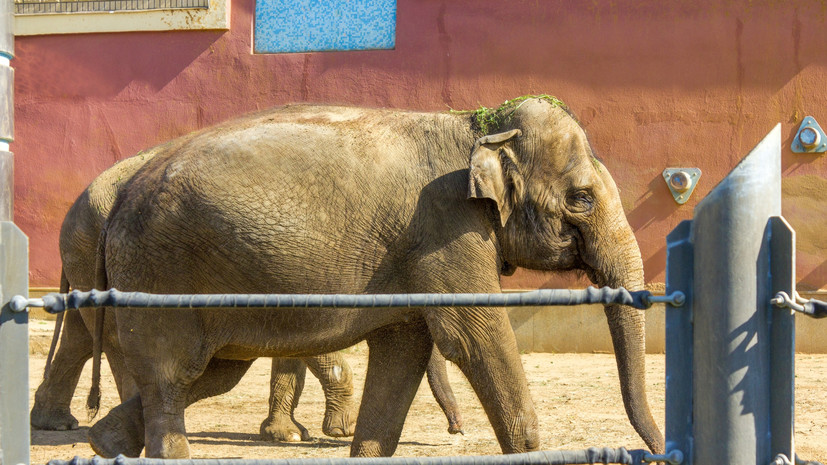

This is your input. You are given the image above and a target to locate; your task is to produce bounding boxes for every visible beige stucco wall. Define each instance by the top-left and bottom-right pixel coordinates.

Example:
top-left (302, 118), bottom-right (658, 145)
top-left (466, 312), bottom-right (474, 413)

top-left (507, 290), bottom-right (827, 354)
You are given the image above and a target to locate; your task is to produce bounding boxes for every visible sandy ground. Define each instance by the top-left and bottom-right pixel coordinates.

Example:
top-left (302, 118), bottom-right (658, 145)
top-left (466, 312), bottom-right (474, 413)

top-left (26, 320), bottom-right (827, 464)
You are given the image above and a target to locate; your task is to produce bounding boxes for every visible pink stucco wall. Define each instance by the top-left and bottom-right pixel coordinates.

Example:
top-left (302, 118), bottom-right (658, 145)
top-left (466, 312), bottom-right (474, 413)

top-left (12, 0), bottom-right (827, 290)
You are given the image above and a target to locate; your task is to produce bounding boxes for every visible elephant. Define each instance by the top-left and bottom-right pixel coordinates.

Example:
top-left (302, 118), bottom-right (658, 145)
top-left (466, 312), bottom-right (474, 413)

top-left (87, 96), bottom-right (664, 458)
top-left (30, 149), bottom-right (463, 443)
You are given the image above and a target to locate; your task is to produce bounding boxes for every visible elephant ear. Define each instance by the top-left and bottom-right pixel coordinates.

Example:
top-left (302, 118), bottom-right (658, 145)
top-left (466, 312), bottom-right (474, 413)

top-left (467, 129), bottom-right (524, 227)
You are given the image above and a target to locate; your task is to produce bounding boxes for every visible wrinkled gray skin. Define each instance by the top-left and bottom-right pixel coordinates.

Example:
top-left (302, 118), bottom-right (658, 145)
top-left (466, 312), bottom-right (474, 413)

top-left (89, 99), bottom-right (664, 458)
top-left (29, 152), bottom-right (463, 442)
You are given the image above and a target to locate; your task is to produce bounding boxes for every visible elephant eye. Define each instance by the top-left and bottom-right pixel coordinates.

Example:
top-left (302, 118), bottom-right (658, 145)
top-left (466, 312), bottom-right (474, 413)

top-left (567, 189), bottom-right (594, 213)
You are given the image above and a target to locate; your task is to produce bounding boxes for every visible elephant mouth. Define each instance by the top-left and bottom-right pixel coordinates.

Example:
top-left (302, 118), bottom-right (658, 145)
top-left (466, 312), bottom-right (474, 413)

top-left (583, 267), bottom-right (605, 287)
top-left (501, 260), bottom-right (517, 276)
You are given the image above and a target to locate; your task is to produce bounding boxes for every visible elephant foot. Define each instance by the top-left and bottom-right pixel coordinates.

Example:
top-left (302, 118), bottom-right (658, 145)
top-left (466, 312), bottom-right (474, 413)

top-left (322, 405), bottom-right (356, 438)
top-left (87, 397), bottom-right (145, 458)
top-left (259, 414), bottom-right (310, 442)
top-left (30, 406), bottom-right (79, 431)
top-left (446, 413), bottom-right (464, 435)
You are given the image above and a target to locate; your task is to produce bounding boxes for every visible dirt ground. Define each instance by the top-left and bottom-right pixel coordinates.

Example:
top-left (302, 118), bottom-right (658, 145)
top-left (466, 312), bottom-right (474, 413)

top-left (27, 321), bottom-right (827, 464)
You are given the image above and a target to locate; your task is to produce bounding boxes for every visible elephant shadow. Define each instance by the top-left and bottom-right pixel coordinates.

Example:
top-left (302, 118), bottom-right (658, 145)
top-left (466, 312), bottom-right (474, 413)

top-left (31, 427), bottom-right (91, 447)
top-left (187, 431), bottom-right (443, 449)
top-left (188, 431), bottom-right (349, 449)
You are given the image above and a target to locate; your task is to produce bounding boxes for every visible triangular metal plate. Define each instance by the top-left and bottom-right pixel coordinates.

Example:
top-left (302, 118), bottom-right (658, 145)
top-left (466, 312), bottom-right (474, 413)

top-left (791, 116), bottom-right (827, 153)
top-left (663, 168), bottom-right (702, 205)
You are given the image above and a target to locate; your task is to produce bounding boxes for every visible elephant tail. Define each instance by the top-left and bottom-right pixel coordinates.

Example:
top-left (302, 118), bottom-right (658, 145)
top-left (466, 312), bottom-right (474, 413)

top-left (43, 268), bottom-right (70, 380)
top-left (87, 226), bottom-right (109, 420)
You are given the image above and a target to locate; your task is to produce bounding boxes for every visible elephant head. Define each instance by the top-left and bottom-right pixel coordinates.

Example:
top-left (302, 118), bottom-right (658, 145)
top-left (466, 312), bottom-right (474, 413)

top-left (467, 97), bottom-right (664, 454)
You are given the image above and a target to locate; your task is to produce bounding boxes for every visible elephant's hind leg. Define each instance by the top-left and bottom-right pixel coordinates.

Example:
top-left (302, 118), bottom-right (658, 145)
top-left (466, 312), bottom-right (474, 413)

top-left (87, 358), bottom-right (254, 458)
top-left (426, 346), bottom-right (464, 434)
top-left (31, 310), bottom-right (91, 431)
top-left (260, 358), bottom-right (310, 442)
top-left (305, 352), bottom-right (357, 438)
top-left (350, 321), bottom-right (432, 457)
top-left (87, 394), bottom-right (146, 458)
top-left (141, 357), bottom-right (254, 458)
top-left (427, 307), bottom-right (540, 453)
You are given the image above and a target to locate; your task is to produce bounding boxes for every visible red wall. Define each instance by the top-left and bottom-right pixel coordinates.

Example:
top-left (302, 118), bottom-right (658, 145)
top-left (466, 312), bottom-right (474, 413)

top-left (13, 0), bottom-right (827, 290)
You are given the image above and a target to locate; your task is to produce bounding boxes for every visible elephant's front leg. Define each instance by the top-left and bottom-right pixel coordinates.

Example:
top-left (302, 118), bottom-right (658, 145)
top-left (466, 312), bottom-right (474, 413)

top-left (304, 352), bottom-right (357, 438)
top-left (427, 307), bottom-right (539, 453)
top-left (260, 358), bottom-right (310, 442)
top-left (350, 320), bottom-right (432, 457)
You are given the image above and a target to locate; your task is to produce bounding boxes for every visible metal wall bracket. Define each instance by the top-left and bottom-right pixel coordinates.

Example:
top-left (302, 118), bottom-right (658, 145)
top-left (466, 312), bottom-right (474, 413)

top-left (663, 168), bottom-right (701, 205)
top-left (791, 116), bottom-right (827, 153)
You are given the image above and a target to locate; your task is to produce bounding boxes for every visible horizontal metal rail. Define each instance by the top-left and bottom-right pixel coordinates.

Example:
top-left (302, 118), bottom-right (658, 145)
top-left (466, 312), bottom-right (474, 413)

top-left (46, 448), bottom-right (684, 465)
top-left (9, 287), bottom-right (686, 314)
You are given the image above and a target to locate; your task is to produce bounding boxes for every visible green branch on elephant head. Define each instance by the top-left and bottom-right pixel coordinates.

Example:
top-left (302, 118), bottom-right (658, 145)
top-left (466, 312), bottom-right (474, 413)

top-left (449, 94), bottom-right (568, 135)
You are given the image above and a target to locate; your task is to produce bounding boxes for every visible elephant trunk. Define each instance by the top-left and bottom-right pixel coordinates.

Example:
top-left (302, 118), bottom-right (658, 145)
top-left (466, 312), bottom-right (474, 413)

top-left (586, 211), bottom-right (665, 454)
top-left (603, 301), bottom-right (664, 454)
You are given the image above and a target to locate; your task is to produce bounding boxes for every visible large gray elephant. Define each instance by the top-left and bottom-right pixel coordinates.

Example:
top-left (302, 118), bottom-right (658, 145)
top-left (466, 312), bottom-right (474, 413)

top-left (88, 96), bottom-right (663, 458)
top-left (30, 150), bottom-right (462, 443)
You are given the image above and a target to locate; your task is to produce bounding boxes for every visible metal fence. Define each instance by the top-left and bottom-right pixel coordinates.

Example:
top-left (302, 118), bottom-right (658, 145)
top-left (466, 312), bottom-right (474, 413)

top-left (14, 0), bottom-right (207, 15)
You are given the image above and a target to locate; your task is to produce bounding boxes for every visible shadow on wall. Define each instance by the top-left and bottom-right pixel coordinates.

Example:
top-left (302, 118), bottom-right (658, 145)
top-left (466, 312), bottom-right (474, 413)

top-left (15, 31), bottom-right (224, 99)
top-left (627, 175), bottom-right (680, 231)
top-left (799, 260), bottom-right (827, 292)
top-left (781, 174), bottom-right (827, 291)
top-left (626, 175), bottom-right (680, 281)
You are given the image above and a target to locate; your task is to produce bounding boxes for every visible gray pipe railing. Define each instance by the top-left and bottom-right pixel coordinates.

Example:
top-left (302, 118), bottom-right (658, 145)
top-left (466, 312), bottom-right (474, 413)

top-left (47, 447), bottom-right (682, 465)
top-left (9, 287), bottom-right (685, 314)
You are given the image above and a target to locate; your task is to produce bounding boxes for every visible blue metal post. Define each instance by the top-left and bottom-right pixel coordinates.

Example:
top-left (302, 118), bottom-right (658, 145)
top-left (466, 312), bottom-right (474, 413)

top-left (664, 220), bottom-right (693, 464)
top-left (769, 217), bottom-right (795, 460)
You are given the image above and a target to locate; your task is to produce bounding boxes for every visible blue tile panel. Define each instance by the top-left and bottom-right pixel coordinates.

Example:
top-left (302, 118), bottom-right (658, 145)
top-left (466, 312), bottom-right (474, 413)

top-left (255, 0), bottom-right (396, 54)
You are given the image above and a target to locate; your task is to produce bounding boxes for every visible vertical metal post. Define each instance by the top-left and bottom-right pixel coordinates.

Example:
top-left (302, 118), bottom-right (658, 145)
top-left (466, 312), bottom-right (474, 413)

top-left (664, 220), bottom-right (694, 464)
top-left (0, 4), bottom-right (26, 465)
top-left (769, 217), bottom-right (795, 461)
top-left (0, 224), bottom-right (29, 465)
top-left (0, 0), bottom-right (11, 220)
top-left (690, 125), bottom-right (782, 465)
